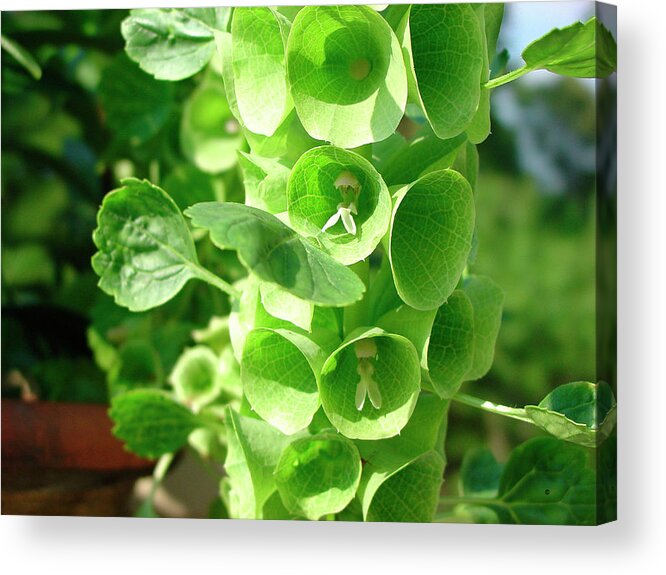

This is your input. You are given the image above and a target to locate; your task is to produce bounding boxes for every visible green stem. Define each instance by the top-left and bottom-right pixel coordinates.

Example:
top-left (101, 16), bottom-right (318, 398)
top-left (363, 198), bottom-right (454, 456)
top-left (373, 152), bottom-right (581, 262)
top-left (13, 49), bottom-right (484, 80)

top-left (148, 452), bottom-right (175, 501)
top-left (452, 392), bottom-right (533, 424)
top-left (484, 65), bottom-right (530, 90)
top-left (192, 265), bottom-right (241, 300)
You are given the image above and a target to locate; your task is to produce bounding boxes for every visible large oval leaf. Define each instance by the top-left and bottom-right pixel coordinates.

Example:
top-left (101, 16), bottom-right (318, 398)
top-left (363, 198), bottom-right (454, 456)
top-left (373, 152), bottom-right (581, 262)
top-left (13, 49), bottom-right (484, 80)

top-left (286, 5), bottom-right (407, 148)
top-left (427, 290), bottom-right (475, 398)
top-left (185, 202), bottom-right (365, 306)
top-left (241, 328), bottom-right (325, 434)
top-left (274, 432), bottom-right (362, 520)
top-left (319, 328), bottom-right (420, 440)
top-left (406, 4), bottom-right (484, 139)
top-left (231, 7), bottom-right (292, 136)
top-left (92, 178), bottom-right (199, 311)
top-left (389, 170), bottom-right (475, 311)
top-left (462, 274), bottom-right (504, 381)
top-left (287, 146), bottom-right (391, 265)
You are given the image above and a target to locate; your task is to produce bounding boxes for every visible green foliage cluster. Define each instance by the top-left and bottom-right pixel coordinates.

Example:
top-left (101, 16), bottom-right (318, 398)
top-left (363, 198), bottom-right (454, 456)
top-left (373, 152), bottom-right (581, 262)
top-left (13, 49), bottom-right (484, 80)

top-left (87, 4), bottom-right (616, 524)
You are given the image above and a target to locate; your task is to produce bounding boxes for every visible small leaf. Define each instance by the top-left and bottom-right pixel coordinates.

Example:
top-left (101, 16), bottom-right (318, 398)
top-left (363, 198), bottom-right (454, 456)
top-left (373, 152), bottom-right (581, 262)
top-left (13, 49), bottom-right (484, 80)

top-left (287, 146), bottom-right (392, 265)
top-left (169, 346), bottom-right (221, 411)
top-left (286, 5), bottom-right (407, 148)
top-left (376, 305), bottom-right (436, 360)
top-left (405, 4), bottom-right (485, 139)
top-left (122, 8), bottom-right (231, 81)
top-left (185, 202), bottom-right (366, 306)
top-left (389, 170), bottom-right (475, 311)
top-left (462, 275), bottom-right (504, 381)
top-left (110, 390), bottom-right (201, 458)
top-left (231, 7), bottom-right (292, 136)
top-left (180, 81), bottom-right (244, 174)
top-left (522, 17), bottom-right (616, 79)
top-left (427, 289), bottom-right (475, 398)
top-left (275, 432), bottom-right (362, 520)
top-left (238, 152), bottom-right (290, 214)
top-left (379, 132), bottom-right (466, 187)
top-left (241, 328), bottom-right (325, 434)
top-left (525, 381), bottom-right (616, 447)
top-left (319, 328), bottom-right (420, 440)
top-left (259, 283), bottom-right (313, 332)
top-left (92, 178), bottom-right (200, 312)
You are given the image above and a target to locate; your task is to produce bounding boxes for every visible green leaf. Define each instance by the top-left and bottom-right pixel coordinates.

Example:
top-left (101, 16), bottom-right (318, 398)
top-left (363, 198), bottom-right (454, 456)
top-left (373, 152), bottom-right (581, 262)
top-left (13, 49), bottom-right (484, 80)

top-left (231, 7), bottom-right (292, 136)
top-left (357, 394), bottom-right (448, 522)
top-left (238, 152), bottom-right (290, 214)
top-left (169, 346), bottom-right (221, 411)
top-left (405, 4), bottom-right (485, 139)
top-left (319, 328), bottom-right (421, 440)
top-left (224, 408), bottom-right (294, 519)
top-left (275, 432), bottom-right (362, 520)
top-left (522, 17), bottom-right (616, 79)
top-left (1, 34), bottom-right (42, 80)
top-left (286, 5), bottom-right (407, 148)
top-left (459, 448), bottom-right (503, 498)
top-left (466, 4), bottom-right (505, 144)
top-left (241, 328), bottom-right (325, 434)
top-left (243, 108), bottom-right (321, 164)
top-left (427, 289), bottom-right (475, 398)
top-left (259, 283), bottom-right (313, 332)
top-left (496, 437), bottom-right (596, 525)
top-left (462, 275), bottom-right (504, 381)
top-left (110, 390), bottom-right (201, 458)
top-left (99, 53), bottom-right (174, 145)
top-left (379, 132), bottom-right (466, 187)
top-left (180, 81), bottom-right (244, 174)
top-left (389, 170), bottom-right (475, 311)
top-left (375, 305), bottom-right (436, 360)
top-left (185, 202), bottom-right (366, 306)
top-left (122, 8), bottom-right (231, 81)
top-left (365, 450), bottom-right (444, 522)
top-left (287, 146), bottom-right (392, 265)
top-left (525, 381), bottom-right (617, 447)
top-left (92, 178), bottom-right (200, 312)
top-left (163, 165), bottom-right (223, 212)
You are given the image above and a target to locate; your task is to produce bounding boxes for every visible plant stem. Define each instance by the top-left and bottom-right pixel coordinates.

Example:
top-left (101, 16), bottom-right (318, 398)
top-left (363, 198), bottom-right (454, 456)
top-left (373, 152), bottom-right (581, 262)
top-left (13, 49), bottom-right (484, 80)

top-left (484, 65), bottom-right (530, 90)
top-left (192, 265), bottom-right (242, 300)
top-left (452, 392), bottom-right (533, 424)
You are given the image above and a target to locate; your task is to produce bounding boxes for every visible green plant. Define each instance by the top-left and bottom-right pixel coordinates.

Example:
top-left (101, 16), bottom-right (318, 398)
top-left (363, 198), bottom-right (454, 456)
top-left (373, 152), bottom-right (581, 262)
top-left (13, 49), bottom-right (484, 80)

top-left (91, 4), bottom-right (616, 524)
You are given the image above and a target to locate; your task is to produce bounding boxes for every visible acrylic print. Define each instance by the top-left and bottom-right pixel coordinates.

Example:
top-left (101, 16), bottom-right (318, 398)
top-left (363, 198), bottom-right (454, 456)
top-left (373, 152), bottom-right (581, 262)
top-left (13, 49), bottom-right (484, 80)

top-left (1, 2), bottom-right (617, 524)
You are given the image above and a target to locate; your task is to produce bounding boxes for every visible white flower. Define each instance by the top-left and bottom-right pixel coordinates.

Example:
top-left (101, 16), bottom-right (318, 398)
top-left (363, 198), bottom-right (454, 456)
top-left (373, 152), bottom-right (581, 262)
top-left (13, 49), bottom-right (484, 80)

top-left (354, 339), bottom-right (382, 411)
top-left (322, 170), bottom-right (361, 236)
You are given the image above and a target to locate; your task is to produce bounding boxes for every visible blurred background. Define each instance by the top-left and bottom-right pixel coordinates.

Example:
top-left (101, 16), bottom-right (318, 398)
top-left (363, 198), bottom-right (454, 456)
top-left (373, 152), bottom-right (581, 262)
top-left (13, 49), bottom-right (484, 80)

top-left (1, 3), bottom-right (606, 516)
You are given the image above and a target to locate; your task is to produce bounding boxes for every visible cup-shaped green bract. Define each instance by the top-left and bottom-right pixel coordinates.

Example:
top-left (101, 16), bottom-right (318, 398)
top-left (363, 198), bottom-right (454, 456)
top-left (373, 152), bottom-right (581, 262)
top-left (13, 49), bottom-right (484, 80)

top-left (426, 290), bottom-right (475, 399)
top-left (274, 432), bottom-right (362, 520)
top-left (181, 82), bottom-right (244, 174)
top-left (405, 4), bottom-right (484, 139)
top-left (389, 170), bottom-right (475, 311)
top-left (287, 146), bottom-right (391, 265)
top-left (319, 328), bottom-right (420, 440)
top-left (241, 328), bottom-right (325, 435)
top-left (286, 5), bottom-right (407, 148)
top-left (231, 7), bottom-right (292, 136)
